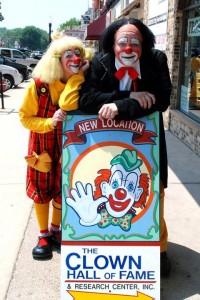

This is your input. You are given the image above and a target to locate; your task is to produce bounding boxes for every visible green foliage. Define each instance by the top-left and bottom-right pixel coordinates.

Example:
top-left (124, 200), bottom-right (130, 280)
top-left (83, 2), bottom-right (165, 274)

top-left (59, 18), bottom-right (81, 31)
top-left (19, 26), bottom-right (48, 50)
top-left (0, 18), bottom-right (80, 51)
top-left (0, 28), bottom-right (22, 48)
top-left (0, 26), bottom-right (48, 51)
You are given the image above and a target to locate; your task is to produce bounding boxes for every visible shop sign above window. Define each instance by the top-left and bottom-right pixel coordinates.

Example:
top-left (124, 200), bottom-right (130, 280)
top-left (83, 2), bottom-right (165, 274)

top-left (82, 15), bottom-right (91, 24)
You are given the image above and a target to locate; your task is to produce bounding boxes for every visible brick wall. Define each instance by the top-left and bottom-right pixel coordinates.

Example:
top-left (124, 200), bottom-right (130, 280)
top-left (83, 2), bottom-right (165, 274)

top-left (128, 0), bottom-right (200, 156)
top-left (166, 1), bottom-right (200, 157)
top-left (166, 1), bottom-right (183, 109)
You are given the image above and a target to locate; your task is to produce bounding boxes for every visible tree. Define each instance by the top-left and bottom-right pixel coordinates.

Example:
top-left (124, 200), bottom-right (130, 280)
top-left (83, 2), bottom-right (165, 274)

top-left (58, 18), bottom-right (81, 31)
top-left (0, 26), bottom-right (48, 50)
top-left (0, 28), bottom-right (22, 48)
top-left (19, 26), bottom-right (48, 50)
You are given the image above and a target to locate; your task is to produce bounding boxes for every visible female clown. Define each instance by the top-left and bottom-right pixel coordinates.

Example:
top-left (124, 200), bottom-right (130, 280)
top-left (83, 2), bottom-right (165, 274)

top-left (19, 31), bottom-right (93, 259)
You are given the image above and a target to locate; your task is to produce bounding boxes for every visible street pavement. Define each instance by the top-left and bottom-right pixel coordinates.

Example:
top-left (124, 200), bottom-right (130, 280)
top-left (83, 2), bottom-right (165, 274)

top-left (0, 80), bottom-right (200, 300)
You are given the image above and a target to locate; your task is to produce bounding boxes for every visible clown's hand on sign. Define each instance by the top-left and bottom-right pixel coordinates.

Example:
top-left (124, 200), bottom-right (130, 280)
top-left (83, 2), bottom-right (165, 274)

top-left (66, 181), bottom-right (108, 226)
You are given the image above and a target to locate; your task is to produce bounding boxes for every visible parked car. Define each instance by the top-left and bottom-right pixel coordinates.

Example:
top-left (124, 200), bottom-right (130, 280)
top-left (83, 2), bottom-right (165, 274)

top-left (0, 48), bottom-right (38, 68)
top-left (0, 55), bottom-right (29, 82)
top-left (19, 48), bottom-right (32, 58)
top-left (30, 50), bottom-right (44, 60)
top-left (0, 64), bottom-right (22, 90)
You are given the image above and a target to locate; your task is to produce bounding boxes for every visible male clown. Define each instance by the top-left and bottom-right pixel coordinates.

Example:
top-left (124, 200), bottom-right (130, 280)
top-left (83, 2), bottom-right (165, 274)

top-left (79, 18), bottom-right (172, 277)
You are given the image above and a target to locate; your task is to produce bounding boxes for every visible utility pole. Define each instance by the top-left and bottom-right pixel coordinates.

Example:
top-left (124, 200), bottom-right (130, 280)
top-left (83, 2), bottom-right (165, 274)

top-left (49, 17), bottom-right (52, 44)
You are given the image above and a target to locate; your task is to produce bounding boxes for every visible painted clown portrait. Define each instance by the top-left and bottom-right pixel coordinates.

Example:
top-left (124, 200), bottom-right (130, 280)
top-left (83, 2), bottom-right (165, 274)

top-left (66, 149), bottom-right (149, 232)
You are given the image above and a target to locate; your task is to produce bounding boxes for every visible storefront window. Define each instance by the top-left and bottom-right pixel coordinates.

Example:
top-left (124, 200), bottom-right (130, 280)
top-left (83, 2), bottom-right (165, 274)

top-left (186, 0), bottom-right (200, 5)
top-left (179, 4), bottom-right (200, 123)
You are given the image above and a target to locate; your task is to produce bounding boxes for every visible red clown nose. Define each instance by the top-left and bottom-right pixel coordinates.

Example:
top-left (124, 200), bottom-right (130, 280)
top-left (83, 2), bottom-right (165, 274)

top-left (73, 56), bottom-right (81, 64)
top-left (124, 46), bottom-right (133, 54)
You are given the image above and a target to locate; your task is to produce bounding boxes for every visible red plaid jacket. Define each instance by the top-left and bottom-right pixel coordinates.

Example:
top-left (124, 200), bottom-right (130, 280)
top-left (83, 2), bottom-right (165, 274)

top-left (26, 78), bottom-right (62, 204)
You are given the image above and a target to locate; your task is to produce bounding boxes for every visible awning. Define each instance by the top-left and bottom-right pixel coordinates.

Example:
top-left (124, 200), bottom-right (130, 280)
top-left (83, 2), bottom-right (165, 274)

top-left (119, 0), bottom-right (140, 18)
top-left (85, 13), bottom-right (106, 40)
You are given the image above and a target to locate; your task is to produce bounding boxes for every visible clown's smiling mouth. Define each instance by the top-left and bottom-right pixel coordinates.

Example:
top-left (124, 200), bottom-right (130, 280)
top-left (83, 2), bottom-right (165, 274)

top-left (69, 64), bottom-right (80, 67)
top-left (121, 55), bottom-right (136, 59)
top-left (109, 194), bottom-right (131, 212)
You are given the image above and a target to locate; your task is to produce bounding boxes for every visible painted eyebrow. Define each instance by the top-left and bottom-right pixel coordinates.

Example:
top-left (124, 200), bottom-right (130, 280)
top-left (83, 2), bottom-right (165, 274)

top-left (75, 49), bottom-right (81, 54)
top-left (117, 37), bottom-right (128, 43)
top-left (130, 38), bottom-right (140, 44)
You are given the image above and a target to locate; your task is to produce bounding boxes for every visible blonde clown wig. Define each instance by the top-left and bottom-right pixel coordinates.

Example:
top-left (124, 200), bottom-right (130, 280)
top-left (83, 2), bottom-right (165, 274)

top-left (32, 31), bottom-right (93, 84)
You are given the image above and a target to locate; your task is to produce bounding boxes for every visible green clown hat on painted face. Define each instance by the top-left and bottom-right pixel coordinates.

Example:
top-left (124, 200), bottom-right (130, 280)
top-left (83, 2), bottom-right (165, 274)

top-left (110, 149), bottom-right (142, 172)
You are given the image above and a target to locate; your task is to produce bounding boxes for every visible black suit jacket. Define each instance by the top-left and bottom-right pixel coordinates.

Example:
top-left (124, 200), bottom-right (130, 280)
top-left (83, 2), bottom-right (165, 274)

top-left (79, 49), bottom-right (172, 188)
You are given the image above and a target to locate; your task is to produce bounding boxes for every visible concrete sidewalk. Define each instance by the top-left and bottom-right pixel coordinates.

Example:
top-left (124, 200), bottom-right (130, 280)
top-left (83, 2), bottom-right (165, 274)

top-left (1, 81), bottom-right (200, 300)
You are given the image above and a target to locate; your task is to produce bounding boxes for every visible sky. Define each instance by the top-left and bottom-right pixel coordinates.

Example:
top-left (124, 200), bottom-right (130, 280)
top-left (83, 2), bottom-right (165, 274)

top-left (0, 0), bottom-right (90, 32)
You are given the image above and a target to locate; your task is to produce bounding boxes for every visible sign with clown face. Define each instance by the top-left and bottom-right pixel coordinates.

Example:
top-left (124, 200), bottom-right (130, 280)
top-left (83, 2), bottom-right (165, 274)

top-left (61, 112), bottom-right (160, 299)
top-left (62, 113), bottom-right (159, 240)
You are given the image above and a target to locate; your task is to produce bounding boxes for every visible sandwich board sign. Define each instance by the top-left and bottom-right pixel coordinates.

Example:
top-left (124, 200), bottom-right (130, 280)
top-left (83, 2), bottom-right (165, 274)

top-left (61, 112), bottom-right (160, 299)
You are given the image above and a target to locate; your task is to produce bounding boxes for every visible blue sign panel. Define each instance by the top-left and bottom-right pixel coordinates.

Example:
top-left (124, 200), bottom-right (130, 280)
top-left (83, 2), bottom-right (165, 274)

top-left (61, 112), bottom-right (160, 299)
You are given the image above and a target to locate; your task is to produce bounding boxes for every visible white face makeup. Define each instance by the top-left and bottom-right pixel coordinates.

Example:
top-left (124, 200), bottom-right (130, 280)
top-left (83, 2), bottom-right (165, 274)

top-left (100, 164), bottom-right (143, 218)
top-left (61, 48), bottom-right (82, 74)
top-left (114, 24), bottom-right (143, 67)
top-left (116, 37), bottom-right (141, 66)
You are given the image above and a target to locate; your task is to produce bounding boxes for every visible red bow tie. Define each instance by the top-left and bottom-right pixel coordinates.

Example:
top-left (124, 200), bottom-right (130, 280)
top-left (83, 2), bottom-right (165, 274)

top-left (114, 67), bottom-right (139, 81)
